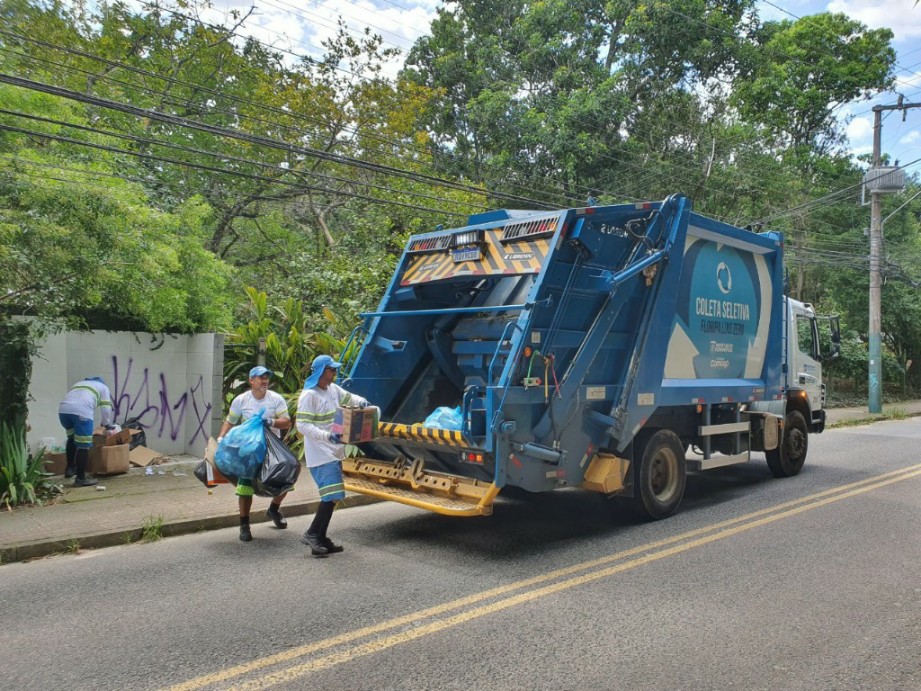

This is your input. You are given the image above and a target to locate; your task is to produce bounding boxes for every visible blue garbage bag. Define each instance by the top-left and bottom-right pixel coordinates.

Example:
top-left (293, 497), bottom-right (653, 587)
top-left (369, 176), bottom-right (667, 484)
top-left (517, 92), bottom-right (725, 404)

top-left (215, 409), bottom-right (267, 480)
top-left (423, 406), bottom-right (463, 431)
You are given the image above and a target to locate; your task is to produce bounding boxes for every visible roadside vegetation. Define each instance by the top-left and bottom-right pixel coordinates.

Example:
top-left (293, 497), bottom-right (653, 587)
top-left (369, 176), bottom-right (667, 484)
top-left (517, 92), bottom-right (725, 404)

top-left (0, 420), bottom-right (62, 509)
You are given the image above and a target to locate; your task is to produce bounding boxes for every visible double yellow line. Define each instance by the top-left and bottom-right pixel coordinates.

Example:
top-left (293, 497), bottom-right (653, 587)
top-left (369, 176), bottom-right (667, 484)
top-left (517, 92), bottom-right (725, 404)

top-left (169, 463), bottom-right (921, 691)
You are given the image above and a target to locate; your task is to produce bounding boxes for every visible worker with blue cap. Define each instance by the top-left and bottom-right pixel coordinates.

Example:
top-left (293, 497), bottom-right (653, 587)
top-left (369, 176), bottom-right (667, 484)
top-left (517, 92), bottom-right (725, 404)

top-left (296, 354), bottom-right (373, 557)
top-left (218, 365), bottom-right (292, 541)
top-left (58, 376), bottom-right (114, 486)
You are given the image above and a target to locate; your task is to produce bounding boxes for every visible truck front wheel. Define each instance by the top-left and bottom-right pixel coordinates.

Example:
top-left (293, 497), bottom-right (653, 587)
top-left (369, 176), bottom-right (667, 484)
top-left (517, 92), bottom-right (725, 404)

top-left (765, 410), bottom-right (808, 478)
top-left (633, 429), bottom-right (687, 520)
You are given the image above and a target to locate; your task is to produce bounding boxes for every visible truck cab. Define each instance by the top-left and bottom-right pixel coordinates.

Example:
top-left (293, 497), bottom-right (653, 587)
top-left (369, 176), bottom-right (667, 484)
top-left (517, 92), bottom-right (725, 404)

top-left (785, 299), bottom-right (838, 434)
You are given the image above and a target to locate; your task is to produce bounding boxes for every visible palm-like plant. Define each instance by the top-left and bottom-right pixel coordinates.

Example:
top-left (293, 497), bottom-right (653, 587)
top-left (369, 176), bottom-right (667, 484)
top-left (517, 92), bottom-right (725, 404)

top-left (223, 287), bottom-right (347, 433)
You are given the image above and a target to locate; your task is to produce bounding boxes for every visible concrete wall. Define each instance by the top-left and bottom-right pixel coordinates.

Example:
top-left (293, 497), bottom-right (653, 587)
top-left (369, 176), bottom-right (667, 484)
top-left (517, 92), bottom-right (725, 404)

top-left (27, 329), bottom-right (224, 457)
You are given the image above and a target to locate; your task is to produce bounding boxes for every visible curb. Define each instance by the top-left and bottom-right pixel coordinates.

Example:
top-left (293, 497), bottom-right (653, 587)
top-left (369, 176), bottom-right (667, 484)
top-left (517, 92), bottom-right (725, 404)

top-left (827, 409), bottom-right (921, 429)
top-left (0, 493), bottom-right (383, 565)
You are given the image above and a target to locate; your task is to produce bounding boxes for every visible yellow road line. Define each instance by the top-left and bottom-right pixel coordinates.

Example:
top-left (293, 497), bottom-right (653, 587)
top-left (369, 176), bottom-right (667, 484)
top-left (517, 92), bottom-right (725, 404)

top-left (234, 465), bottom-right (921, 689)
top-left (167, 464), bottom-right (921, 691)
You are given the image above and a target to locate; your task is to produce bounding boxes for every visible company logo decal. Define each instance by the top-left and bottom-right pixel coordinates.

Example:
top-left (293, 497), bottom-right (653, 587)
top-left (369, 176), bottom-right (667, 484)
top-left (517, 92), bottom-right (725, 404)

top-left (717, 261), bottom-right (732, 294)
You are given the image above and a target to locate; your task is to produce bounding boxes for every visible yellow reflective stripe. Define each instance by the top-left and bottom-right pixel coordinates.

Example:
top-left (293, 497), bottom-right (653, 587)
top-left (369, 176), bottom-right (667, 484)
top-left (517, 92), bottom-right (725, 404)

top-left (226, 412), bottom-right (242, 424)
top-left (98, 400), bottom-right (113, 408)
top-left (74, 434), bottom-right (93, 444)
top-left (340, 393), bottom-right (352, 406)
top-left (73, 385), bottom-right (101, 405)
top-left (318, 483), bottom-right (344, 499)
top-left (297, 411), bottom-right (335, 423)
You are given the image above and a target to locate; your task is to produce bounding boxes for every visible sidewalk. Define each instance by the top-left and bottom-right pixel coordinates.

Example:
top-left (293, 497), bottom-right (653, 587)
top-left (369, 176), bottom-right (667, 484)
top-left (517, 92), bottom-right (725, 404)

top-left (2, 401), bottom-right (920, 565)
top-left (0, 457), bottom-right (380, 564)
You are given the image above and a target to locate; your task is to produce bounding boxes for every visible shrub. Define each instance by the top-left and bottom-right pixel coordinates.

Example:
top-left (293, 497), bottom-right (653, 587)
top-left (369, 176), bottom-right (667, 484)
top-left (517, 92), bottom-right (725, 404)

top-left (0, 421), bottom-right (62, 509)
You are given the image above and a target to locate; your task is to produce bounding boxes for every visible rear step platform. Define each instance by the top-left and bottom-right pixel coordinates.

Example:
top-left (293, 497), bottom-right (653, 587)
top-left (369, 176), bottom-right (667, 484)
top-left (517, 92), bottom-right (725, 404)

top-left (342, 457), bottom-right (500, 516)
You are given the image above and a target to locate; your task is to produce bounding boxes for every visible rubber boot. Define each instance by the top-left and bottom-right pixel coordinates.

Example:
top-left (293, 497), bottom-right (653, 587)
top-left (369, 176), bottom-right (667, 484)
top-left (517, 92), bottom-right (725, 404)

top-left (239, 517), bottom-right (252, 542)
top-left (316, 502), bottom-right (343, 553)
top-left (73, 448), bottom-right (98, 487)
top-left (64, 436), bottom-right (77, 478)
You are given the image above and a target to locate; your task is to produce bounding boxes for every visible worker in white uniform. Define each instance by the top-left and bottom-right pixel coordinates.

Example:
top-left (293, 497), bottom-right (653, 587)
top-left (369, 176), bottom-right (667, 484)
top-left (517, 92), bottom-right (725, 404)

top-left (218, 365), bottom-right (292, 542)
top-left (58, 376), bottom-right (114, 487)
top-left (296, 355), bottom-right (371, 557)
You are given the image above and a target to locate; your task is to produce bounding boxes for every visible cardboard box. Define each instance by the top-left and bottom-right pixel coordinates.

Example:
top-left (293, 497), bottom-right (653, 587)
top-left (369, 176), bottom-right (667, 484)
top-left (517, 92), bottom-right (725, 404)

top-left (89, 444), bottom-right (130, 475)
top-left (44, 451), bottom-right (67, 475)
top-left (332, 406), bottom-right (379, 443)
top-left (93, 426), bottom-right (136, 447)
top-left (128, 446), bottom-right (166, 467)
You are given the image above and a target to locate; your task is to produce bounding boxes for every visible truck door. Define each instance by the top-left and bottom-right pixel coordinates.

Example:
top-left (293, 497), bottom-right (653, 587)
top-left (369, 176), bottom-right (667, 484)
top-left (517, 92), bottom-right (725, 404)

top-left (789, 303), bottom-right (823, 416)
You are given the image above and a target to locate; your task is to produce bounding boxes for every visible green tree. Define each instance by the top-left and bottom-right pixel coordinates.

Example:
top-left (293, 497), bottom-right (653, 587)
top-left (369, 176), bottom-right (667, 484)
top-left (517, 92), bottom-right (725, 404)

top-left (0, 86), bottom-right (232, 332)
top-left (733, 13), bottom-right (895, 154)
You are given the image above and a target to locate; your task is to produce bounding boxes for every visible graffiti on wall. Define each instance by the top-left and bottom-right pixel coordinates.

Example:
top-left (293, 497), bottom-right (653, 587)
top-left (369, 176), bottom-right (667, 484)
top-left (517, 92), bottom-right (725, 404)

top-left (110, 356), bottom-right (213, 445)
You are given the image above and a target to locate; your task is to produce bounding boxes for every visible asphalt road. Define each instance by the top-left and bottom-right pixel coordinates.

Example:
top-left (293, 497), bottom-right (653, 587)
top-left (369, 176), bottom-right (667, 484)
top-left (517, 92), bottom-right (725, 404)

top-left (3, 419), bottom-right (921, 691)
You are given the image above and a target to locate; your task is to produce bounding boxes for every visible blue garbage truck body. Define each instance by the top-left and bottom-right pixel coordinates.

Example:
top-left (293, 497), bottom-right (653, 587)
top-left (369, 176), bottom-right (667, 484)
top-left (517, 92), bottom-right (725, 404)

top-left (337, 194), bottom-right (832, 518)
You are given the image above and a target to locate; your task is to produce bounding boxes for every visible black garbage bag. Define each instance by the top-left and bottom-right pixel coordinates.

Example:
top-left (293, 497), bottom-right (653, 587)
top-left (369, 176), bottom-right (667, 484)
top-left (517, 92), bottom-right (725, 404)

top-left (253, 431), bottom-right (301, 497)
top-left (122, 417), bottom-right (147, 450)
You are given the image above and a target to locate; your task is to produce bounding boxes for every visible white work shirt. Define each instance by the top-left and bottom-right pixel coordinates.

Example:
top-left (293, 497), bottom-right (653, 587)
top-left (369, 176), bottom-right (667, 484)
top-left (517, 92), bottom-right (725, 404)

top-left (226, 390), bottom-right (289, 437)
top-left (296, 383), bottom-right (367, 468)
top-left (58, 379), bottom-right (115, 426)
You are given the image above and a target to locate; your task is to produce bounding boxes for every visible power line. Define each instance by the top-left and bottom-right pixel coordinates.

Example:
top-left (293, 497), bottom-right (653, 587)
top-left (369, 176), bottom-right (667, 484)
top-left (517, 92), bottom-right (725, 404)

top-left (0, 122), bottom-right (472, 218)
top-left (0, 32), bottom-right (602, 209)
top-left (0, 10), bottom-right (803, 209)
top-left (28, 12), bottom-right (723, 205)
top-left (0, 72), bottom-right (562, 209)
top-left (0, 106), bottom-right (492, 212)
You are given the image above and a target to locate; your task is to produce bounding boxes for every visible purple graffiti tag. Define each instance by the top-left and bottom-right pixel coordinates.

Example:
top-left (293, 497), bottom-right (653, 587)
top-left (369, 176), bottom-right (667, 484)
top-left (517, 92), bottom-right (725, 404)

top-left (111, 356), bottom-right (161, 429)
top-left (109, 355), bottom-right (214, 446)
top-left (187, 376), bottom-right (212, 444)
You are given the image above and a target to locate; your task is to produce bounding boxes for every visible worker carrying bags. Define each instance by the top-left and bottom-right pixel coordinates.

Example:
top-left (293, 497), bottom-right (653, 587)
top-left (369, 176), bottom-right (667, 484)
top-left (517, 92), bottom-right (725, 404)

top-left (198, 410), bottom-right (300, 497)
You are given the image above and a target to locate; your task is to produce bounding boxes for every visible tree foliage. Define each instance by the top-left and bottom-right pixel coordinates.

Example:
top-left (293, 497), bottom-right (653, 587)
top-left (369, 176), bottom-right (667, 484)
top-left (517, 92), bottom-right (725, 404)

top-left (733, 14), bottom-right (895, 153)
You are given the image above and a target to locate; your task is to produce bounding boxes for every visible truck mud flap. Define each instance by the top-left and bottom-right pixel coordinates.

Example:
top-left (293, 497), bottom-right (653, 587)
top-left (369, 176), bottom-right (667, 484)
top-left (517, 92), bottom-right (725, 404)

top-left (342, 456), bottom-right (500, 517)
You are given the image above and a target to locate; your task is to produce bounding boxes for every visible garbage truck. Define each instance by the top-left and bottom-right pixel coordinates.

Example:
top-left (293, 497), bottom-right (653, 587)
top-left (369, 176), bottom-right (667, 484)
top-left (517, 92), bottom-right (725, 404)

top-left (335, 194), bottom-right (839, 519)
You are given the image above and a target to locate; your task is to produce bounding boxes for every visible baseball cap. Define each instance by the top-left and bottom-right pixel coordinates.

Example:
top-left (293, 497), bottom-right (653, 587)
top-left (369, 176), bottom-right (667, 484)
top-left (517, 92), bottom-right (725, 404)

top-left (249, 365), bottom-right (273, 378)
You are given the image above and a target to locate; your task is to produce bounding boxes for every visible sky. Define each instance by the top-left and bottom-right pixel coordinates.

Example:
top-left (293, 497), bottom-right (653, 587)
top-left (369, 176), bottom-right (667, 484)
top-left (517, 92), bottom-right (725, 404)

top-left (118, 0), bottom-right (921, 173)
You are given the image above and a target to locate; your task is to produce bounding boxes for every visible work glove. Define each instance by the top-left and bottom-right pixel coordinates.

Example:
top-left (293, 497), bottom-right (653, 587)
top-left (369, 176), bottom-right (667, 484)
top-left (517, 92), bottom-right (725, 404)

top-left (357, 400), bottom-right (369, 409)
top-left (328, 432), bottom-right (343, 444)
top-left (263, 418), bottom-right (274, 429)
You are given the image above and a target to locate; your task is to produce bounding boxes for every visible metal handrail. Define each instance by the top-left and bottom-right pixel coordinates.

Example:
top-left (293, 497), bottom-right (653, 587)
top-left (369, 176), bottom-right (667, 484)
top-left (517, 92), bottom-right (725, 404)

top-left (487, 320), bottom-right (523, 386)
top-left (339, 324), bottom-right (367, 378)
top-left (359, 303), bottom-right (537, 319)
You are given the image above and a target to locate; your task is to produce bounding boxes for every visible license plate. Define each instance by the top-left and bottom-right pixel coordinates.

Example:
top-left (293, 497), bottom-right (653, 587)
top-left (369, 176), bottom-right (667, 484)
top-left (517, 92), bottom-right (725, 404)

top-left (452, 247), bottom-right (481, 262)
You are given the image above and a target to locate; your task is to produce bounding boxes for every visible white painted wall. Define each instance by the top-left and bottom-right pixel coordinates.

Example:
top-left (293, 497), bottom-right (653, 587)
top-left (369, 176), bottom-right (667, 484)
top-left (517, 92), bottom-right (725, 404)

top-left (27, 329), bottom-right (224, 457)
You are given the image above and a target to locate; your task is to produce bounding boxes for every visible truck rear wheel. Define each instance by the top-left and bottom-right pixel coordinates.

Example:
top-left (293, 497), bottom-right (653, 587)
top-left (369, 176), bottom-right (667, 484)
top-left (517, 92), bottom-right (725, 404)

top-left (632, 429), bottom-right (686, 520)
top-left (765, 410), bottom-right (808, 478)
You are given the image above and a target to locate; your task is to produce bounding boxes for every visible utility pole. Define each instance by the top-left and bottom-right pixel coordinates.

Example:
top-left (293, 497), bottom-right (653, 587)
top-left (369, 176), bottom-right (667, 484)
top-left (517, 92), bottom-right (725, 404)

top-left (866, 98), bottom-right (921, 413)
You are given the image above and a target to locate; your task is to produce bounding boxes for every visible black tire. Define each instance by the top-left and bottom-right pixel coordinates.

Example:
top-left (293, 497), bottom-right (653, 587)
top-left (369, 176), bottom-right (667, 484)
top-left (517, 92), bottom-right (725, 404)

top-left (632, 429), bottom-right (687, 520)
top-left (765, 410), bottom-right (808, 478)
